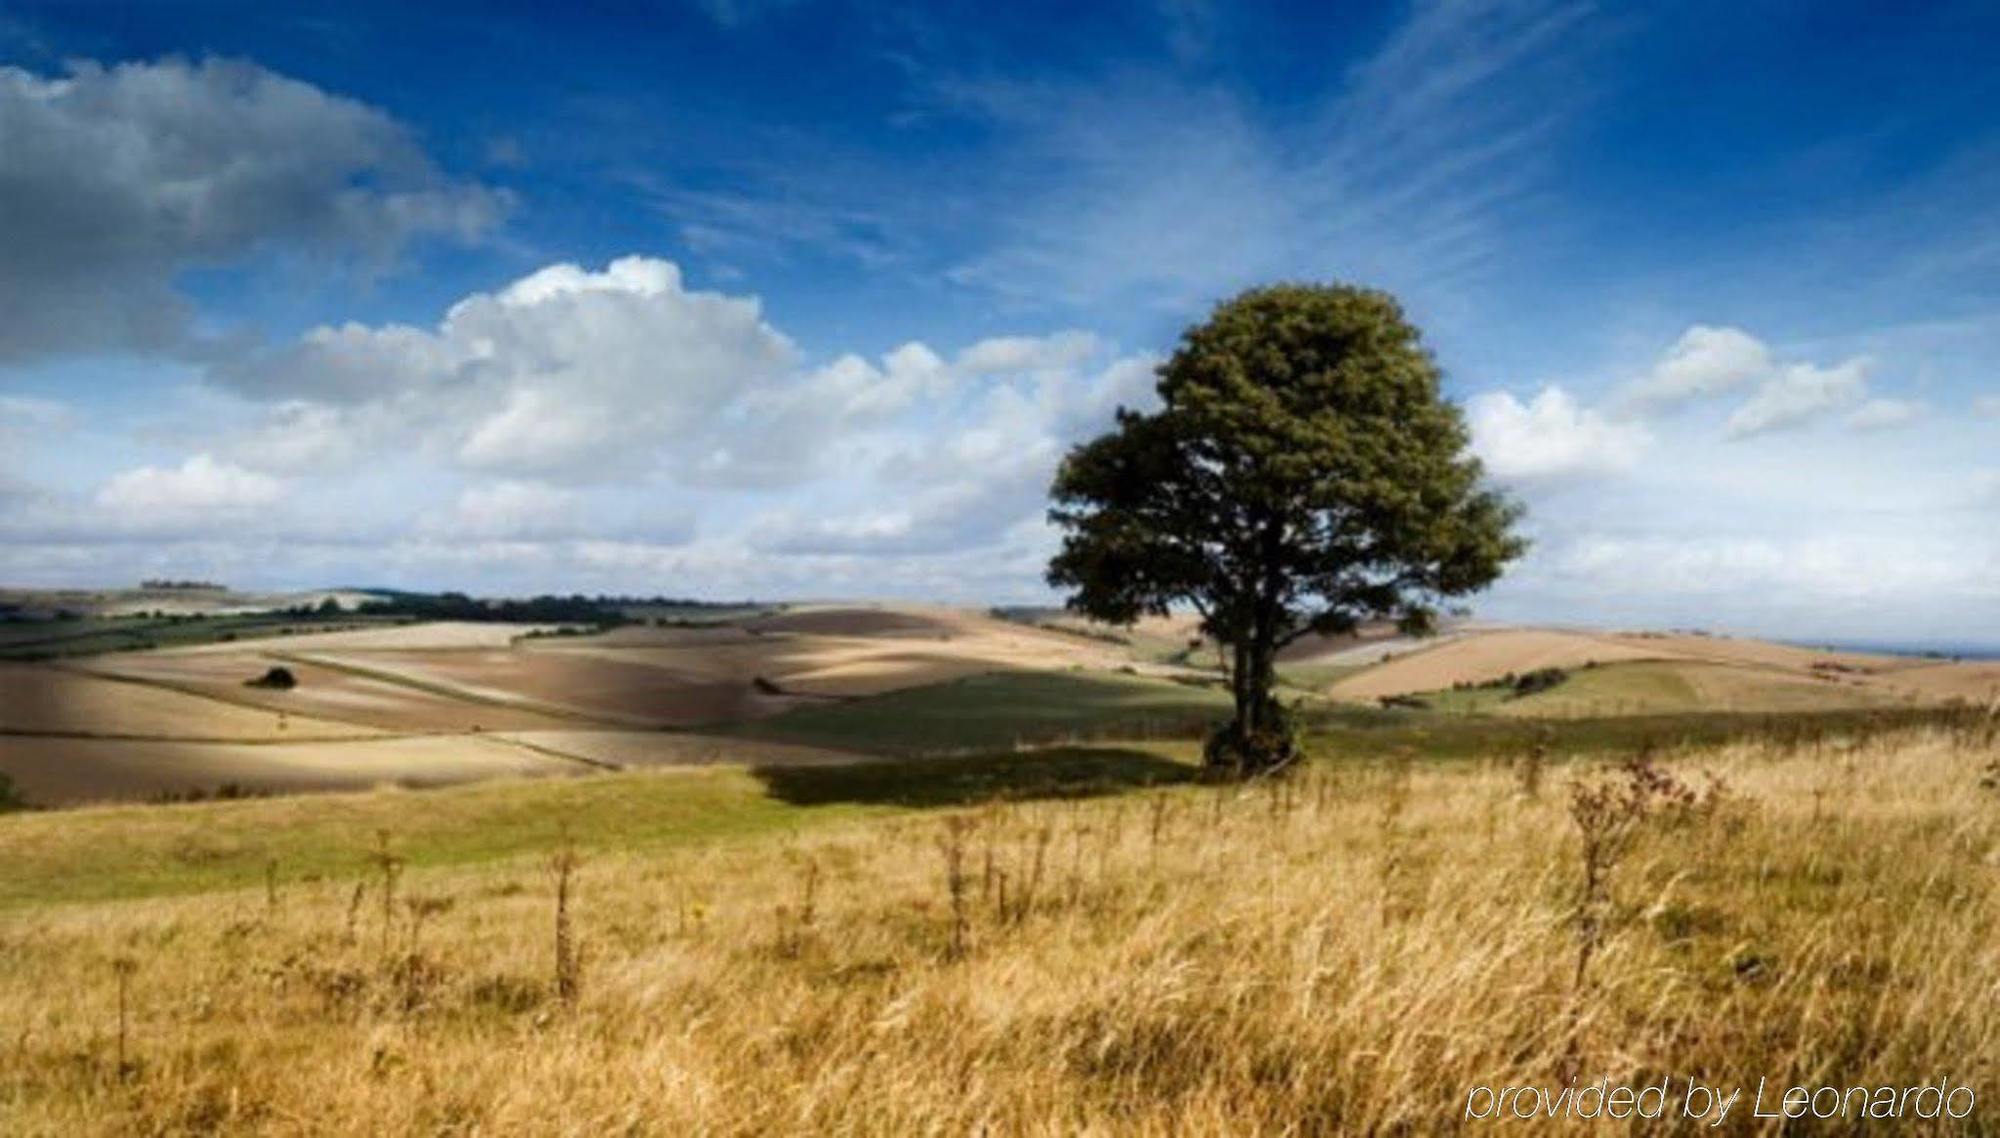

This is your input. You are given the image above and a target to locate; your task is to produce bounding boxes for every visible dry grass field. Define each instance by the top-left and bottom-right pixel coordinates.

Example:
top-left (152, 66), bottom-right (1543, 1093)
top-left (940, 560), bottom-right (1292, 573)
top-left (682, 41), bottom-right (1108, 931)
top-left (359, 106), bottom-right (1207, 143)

top-left (3, 718), bottom-right (1997, 1134)
top-left (1882, 661), bottom-right (2000, 705)
top-left (1323, 626), bottom-right (1987, 716)
top-left (1327, 629), bottom-right (1668, 700)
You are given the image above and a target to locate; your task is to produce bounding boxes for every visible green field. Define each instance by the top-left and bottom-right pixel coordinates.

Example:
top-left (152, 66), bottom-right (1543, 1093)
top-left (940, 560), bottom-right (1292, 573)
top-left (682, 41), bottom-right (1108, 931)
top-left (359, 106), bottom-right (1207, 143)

top-left (734, 669), bottom-right (1234, 754)
top-left (738, 665), bottom-right (1966, 763)
top-left (0, 746), bottom-right (1197, 911)
top-left (1500, 659), bottom-right (1701, 715)
top-left (1273, 661), bottom-right (1369, 692)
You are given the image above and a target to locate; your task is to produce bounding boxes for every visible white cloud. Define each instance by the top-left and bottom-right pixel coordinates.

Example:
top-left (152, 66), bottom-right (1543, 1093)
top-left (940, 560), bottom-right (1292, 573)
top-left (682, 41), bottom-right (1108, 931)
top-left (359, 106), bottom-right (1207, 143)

top-left (1974, 393), bottom-right (2000, 418)
top-left (0, 57), bottom-right (505, 361)
top-left (414, 480), bottom-right (698, 546)
top-left (954, 332), bottom-right (1103, 377)
top-left (1619, 325), bottom-right (1772, 410)
top-left (746, 347), bottom-right (1160, 557)
top-left (232, 402), bottom-right (370, 474)
top-left (1539, 533), bottom-right (2000, 608)
top-left (1846, 397), bottom-right (1923, 432)
top-left (435, 482), bottom-right (579, 541)
top-left (95, 454), bottom-right (285, 518)
top-left (212, 259), bottom-right (1159, 545)
top-left (1722, 358), bottom-right (1870, 438)
top-left (220, 257), bottom-right (799, 483)
top-left (1615, 325), bottom-right (1885, 439)
top-left (0, 258), bottom-right (1155, 578)
top-left (1467, 385), bottom-right (1648, 483)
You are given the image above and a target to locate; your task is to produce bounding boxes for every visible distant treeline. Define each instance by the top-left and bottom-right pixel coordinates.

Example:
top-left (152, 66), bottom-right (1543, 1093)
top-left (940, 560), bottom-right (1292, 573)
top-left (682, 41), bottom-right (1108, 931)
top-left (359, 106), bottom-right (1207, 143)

top-left (299, 591), bottom-right (762, 627)
top-left (139, 579), bottom-right (226, 591)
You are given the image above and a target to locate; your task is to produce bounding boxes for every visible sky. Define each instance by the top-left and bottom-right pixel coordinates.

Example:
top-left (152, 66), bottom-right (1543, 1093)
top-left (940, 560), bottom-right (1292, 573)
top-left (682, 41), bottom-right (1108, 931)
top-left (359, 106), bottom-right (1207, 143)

top-left (1, 0), bottom-right (1997, 644)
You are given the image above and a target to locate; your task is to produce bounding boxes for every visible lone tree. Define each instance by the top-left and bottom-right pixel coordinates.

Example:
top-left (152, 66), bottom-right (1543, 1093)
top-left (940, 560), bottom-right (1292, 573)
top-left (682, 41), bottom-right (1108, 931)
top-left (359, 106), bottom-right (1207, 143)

top-left (1047, 284), bottom-right (1524, 775)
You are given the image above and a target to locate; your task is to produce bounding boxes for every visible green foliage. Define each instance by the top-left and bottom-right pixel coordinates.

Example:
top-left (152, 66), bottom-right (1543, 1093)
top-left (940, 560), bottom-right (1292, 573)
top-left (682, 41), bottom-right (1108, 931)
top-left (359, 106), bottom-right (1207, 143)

top-left (0, 772), bottom-right (27, 814)
top-left (348, 591), bottom-right (628, 626)
top-left (245, 665), bottom-right (298, 690)
top-left (1048, 284), bottom-right (1525, 772)
top-left (1509, 666), bottom-right (1569, 697)
top-left (1444, 666), bottom-right (1570, 702)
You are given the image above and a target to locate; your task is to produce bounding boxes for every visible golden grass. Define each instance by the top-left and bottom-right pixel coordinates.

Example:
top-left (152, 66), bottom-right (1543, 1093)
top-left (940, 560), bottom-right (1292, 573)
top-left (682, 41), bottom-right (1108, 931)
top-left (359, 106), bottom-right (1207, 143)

top-left (1327, 629), bottom-right (1677, 700)
top-left (4, 729), bottom-right (1999, 1134)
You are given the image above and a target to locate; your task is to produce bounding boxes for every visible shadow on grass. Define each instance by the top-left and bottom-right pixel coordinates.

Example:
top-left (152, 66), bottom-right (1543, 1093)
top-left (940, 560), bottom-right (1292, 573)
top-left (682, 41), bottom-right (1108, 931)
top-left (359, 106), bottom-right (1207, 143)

top-left (751, 746), bottom-right (1198, 808)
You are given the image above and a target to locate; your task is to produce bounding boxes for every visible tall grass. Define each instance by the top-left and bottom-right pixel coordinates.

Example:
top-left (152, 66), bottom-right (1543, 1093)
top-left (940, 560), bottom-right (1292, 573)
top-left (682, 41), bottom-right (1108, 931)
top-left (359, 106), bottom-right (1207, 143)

top-left (2, 724), bottom-right (1997, 1134)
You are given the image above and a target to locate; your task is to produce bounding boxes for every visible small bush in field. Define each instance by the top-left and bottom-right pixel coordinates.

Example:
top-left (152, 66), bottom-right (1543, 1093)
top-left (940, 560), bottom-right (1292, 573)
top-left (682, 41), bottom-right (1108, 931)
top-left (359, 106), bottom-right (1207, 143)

top-left (0, 772), bottom-right (27, 813)
top-left (245, 666), bottom-right (297, 690)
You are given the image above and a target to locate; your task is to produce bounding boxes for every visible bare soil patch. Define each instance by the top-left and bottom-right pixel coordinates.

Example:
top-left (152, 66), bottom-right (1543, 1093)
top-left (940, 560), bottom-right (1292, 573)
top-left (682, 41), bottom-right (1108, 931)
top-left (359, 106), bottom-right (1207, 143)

top-left (0, 662), bottom-right (377, 740)
top-left (74, 651), bottom-right (575, 732)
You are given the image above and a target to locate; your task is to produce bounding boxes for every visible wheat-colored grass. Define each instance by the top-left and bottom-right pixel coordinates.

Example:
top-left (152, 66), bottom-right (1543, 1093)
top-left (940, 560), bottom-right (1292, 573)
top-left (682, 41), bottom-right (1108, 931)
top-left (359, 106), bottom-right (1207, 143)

top-left (3, 727), bottom-right (1997, 1134)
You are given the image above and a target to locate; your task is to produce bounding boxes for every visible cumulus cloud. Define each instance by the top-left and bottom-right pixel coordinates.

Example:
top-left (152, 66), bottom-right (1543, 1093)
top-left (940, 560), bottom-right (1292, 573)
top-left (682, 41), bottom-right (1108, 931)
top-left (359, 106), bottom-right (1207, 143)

top-left (1846, 397), bottom-right (1923, 432)
top-left (232, 402), bottom-right (372, 474)
top-left (436, 482), bottom-right (580, 541)
top-left (1618, 325), bottom-right (1771, 410)
top-left (1466, 385), bottom-right (1648, 484)
top-left (1722, 358), bottom-right (1870, 438)
top-left (954, 332), bottom-right (1103, 377)
top-left (95, 454), bottom-right (285, 520)
top-left (210, 256), bottom-right (1157, 558)
top-left (711, 340), bottom-right (954, 485)
top-left (0, 56), bottom-right (506, 361)
top-left (219, 257), bottom-right (799, 482)
top-left (1613, 325), bottom-right (1883, 439)
top-left (746, 345), bottom-right (1161, 556)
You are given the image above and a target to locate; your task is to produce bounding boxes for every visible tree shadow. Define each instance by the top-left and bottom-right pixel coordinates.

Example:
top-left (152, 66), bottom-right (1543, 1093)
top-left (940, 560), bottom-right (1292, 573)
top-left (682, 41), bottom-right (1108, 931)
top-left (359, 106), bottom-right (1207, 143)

top-left (750, 747), bottom-right (1198, 808)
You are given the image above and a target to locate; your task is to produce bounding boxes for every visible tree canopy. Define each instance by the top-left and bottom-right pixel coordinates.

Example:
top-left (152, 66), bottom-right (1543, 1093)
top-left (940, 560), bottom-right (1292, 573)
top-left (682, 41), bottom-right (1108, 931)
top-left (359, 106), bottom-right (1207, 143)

top-left (1047, 283), bottom-right (1525, 773)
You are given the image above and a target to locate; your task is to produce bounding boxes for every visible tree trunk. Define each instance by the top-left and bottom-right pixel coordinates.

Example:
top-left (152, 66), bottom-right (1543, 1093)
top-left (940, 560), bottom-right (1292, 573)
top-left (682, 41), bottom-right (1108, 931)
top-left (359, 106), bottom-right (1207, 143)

top-left (1210, 636), bottom-right (1291, 777)
top-left (1244, 642), bottom-right (1274, 733)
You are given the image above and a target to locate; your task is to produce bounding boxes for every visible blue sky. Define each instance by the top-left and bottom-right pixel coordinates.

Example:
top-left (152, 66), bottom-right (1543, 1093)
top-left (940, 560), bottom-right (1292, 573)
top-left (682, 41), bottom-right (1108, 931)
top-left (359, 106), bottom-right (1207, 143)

top-left (2, 0), bottom-right (1997, 642)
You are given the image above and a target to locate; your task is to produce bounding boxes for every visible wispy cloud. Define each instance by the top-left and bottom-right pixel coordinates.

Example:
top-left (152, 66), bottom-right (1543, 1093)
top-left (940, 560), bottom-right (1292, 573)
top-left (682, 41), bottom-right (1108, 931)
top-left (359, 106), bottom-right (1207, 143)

top-left (941, 0), bottom-right (1603, 312)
